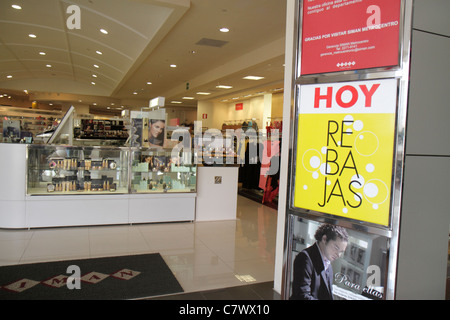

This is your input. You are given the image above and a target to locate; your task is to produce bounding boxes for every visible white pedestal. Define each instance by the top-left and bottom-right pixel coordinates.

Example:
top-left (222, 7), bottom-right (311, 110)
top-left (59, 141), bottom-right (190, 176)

top-left (196, 166), bottom-right (238, 221)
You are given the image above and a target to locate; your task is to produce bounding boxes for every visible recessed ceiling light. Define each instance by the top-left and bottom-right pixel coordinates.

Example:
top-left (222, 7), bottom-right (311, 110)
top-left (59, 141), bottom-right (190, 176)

top-left (100, 28), bottom-right (108, 35)
top-left (170, 64), bottom-right (177, 68)
top-left (171, 101), bottom-right (182, 104)
top-left (46, 64), bottom-right (52, 68)
top-left (220, 27), bottom-right (230, 33)
top-left (91, 82), bottom-right (96, 85)
top-left (6, 75), bottom-right (12, 79)
top-left (146, 82), bottom-right (152, 85)
top-left (94, 64), bottom-right (99, 68)
top-left (92, 74), bottom-right (97, 77)
top-left (12, 4), bottom-right (22, 10)
top-left (216, 85), bottom-right (233, 89)
top-left (28, 34), bottom-right (37, 38)
top-left (96, 50), bottom-right (102, 55)
top-left (243, 76), bottom-right (265, 80)
top-left (196, 92), bottom-right (211, 95)
top-left (39, 52), bottom-right (46, 55)
top-left (182, 97), bottom-right (194, 100)
top-left (133, 92), bottom-right (138, 95)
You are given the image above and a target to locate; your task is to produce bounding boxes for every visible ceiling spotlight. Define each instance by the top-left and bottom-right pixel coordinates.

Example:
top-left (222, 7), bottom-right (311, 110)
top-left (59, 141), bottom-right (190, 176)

top-left (100, 28), bottom-right (108, 35)
top-left (133, 92), bottom-right (138, 95)
top-left (146, 82), bottom-right (152, 85)
top-left (182, 97), bottom-right (194, 100)
top-left (96, 50), bottom-right (103, 55)
top-left (94, 64), bottom-right (99, 68)
top-left (216, 85), bottom-right (233, 89)
top-left (92, 74), bottom-right (97, 77)
top-left (6, 75), bottom-right (13, 79)
top-left (170, 64), bottom-right (177, 68)
top-left (29, 34), bottom-right (37, 38)
top-left (196, 92), bottom-right (211, 95)
top-left (91, 82), bottom-right (96, 85)
top-left (243, 76), bottom-right (265, 80)
top-left (39, 52), bottom-right (46, 55)
top-left (220, 27), bottom-right (230, 33)
top-left (46, 64), bottom-right (52, 68)
top-left (12, 4), bottom-right (22, 10)
top-left (171, 101), bottom-right (182, 104)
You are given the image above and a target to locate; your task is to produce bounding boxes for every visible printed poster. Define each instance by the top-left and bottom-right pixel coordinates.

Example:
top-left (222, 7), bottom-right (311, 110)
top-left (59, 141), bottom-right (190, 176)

top-left (301, 0), bottom-right (401, 75)
top-left (293, 79), bottom-right (397, 226)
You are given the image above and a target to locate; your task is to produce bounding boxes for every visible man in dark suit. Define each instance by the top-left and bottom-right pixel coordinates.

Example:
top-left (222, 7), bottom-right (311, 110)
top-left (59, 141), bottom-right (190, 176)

top-left (290, 223), bottom-right (348, 300)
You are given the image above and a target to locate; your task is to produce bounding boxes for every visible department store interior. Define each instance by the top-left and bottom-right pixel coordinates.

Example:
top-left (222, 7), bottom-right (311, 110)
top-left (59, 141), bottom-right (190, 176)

top-left (0, 0), bottom-right (448, 300)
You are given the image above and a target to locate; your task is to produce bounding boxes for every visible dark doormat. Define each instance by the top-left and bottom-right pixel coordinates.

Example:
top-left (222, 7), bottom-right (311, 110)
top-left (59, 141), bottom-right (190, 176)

top-left (0, 253), bottom-right (183, 300)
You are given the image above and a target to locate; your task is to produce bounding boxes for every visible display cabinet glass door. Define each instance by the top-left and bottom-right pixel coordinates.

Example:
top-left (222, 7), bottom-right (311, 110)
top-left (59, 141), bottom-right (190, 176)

top-left (130, 148), bottom-right (196, 193)
top-left (27, 145), bottom-right (129, 195)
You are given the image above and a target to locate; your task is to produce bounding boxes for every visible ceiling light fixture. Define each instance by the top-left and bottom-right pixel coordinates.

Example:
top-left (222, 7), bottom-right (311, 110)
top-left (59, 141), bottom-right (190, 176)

top-left (6, 75), bottom-right (12, 79)
top-left (243, 76), bottom-right (265, 80)
top-left (133, 92), bottom-right (138, 95)
top-left (100, 28), bottom-right (108, 35)
top-left (91, 82), bottom-right (96, 85)
top-left (92, 74), bottom-right (97, 77)
top-left (220, 27), bottom-right (230, 33)
top-left (146, 82), bottom-right (152, 85)
top-left (96, 50), bottom-right (102, 55)
top-left (46, 64), bottom-right (52, 68)
top-left (94, 64), bottom-right (99, 68)
top-left (39, 52), bottom-right (46, 55)
top-left (216, 85), bottom-right (233, 89)
top-left (196, 92), bottom-right (211, 95)
top-left (170, 64), bottom-right (177, 68)
top-left (171, 101), bottom-right (182, 104)
top-left (29, 34), bottom-right (37, 38)
top-left (182, 97), bottom-right (194, 100)
top-left (12, 4), bottom-right (22, 10)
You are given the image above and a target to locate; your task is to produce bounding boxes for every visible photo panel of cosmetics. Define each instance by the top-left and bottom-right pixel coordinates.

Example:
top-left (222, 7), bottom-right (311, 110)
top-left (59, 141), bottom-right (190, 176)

top-left (26, 145), bottom-right (129, 195)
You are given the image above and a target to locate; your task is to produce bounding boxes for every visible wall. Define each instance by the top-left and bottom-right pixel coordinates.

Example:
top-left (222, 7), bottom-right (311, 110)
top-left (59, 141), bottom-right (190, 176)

top-left (396, 0), bottom-right (450, 299)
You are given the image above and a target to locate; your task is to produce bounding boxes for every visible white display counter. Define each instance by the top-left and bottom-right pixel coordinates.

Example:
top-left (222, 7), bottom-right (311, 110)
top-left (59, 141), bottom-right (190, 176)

top-left (0, 144), bottom-right (196, 229)
top-left (196, 166), bottom-right (239, 221)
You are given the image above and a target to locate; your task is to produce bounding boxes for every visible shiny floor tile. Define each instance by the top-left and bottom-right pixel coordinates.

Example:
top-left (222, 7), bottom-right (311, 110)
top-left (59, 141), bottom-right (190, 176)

top-left (0, 196), bottom-right (278, 295)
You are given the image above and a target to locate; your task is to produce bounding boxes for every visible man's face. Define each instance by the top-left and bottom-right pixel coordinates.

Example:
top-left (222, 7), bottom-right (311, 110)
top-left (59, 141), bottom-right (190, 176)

top-left (321, 236), bottom-right (347, 262)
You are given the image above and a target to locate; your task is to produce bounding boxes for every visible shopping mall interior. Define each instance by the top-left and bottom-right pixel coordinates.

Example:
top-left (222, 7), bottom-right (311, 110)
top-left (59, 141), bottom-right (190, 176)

top-left (0, 0), bottom-right (448, 300)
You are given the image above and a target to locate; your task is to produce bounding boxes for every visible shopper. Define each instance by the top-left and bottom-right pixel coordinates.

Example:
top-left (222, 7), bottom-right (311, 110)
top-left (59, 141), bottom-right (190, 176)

top-left (290, 223), bottom-right (348, 300)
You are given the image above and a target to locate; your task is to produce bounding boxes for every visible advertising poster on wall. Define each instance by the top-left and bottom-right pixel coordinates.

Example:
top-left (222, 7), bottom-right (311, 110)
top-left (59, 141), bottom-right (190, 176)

top-left (289, 217), bottom-right (387, 300)
top-left (293, 78), bottom-right (397, 227)
top-left (301, 0), bottom-right (401, 75)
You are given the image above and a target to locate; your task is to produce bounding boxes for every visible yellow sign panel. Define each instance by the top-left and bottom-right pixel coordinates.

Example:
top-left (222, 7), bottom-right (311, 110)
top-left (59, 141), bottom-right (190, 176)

top-left (293, 79), bottom-right (397, 226)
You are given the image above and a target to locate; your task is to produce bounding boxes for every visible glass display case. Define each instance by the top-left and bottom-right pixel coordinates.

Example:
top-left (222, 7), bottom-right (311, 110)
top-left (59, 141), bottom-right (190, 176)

top-left (26, 145), bottom-right (129, 195)
top-left (130, 147), bottom-right (196, 194)
top-left (26, 145), bottom-right (197, 196)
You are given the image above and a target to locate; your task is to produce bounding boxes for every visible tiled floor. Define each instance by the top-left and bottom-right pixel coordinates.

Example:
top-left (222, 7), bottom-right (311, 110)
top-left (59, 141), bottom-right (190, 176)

top-left (0, 195), bottom-right (279, 298)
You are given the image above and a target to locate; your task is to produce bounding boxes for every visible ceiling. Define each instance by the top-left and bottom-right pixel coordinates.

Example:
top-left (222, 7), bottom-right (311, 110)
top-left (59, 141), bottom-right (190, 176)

top-left (0, 0), bottom-right (287, 110)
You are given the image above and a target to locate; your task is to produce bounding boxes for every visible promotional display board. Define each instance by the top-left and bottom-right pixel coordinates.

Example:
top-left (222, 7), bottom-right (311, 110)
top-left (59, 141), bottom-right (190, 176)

top-left (301, 0), bottom-right (401, 75)
top-left (282, 0), bottom-right (412, 300)
top-left (293, 79), bottom-right (397, 227)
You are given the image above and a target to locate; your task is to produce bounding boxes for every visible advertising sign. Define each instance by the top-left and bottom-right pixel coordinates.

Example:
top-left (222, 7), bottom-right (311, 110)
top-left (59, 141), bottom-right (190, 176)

top-left (293, 79), bottom-right (397, 226)
top-left (301, 0), bottom-right (401, 75)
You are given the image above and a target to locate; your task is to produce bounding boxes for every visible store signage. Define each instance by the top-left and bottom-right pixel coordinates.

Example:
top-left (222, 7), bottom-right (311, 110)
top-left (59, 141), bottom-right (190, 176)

top-left (293, 79), bottom-right (397, 226)
top-left (235, 103), bottom-right (243, 111)
top-left (301, 0), bottom-right (401, 75)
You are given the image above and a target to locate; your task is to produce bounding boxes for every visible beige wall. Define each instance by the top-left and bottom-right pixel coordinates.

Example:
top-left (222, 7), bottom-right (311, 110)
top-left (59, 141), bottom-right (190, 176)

top-left (198, 93), bottom-right (284, 130)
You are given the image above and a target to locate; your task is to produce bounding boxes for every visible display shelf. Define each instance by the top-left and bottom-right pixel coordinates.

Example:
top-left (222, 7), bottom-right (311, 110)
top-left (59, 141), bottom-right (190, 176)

top-left (130, 147), bottom-right (197, 194)
top-left (26, 145), bottom-right (129, 195)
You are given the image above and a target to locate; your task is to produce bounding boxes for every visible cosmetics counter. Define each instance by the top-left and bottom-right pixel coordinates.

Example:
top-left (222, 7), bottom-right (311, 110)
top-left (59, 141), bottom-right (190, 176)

top-left (0, 143), bottom-right (197, 229)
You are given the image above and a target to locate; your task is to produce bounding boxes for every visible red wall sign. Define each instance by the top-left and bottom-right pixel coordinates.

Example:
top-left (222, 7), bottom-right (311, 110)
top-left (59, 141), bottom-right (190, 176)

top-left (301, 0), bottom-right (401, 75)
top-left (235, 103), bottom-right (243, 111)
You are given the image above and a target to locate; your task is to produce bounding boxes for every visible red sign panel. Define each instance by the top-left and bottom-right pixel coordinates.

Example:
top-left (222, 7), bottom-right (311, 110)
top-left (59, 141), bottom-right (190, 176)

top-left (301, 0), bottom-right (401, 75)
top-left (235, 103), bottom-right (243, 111)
